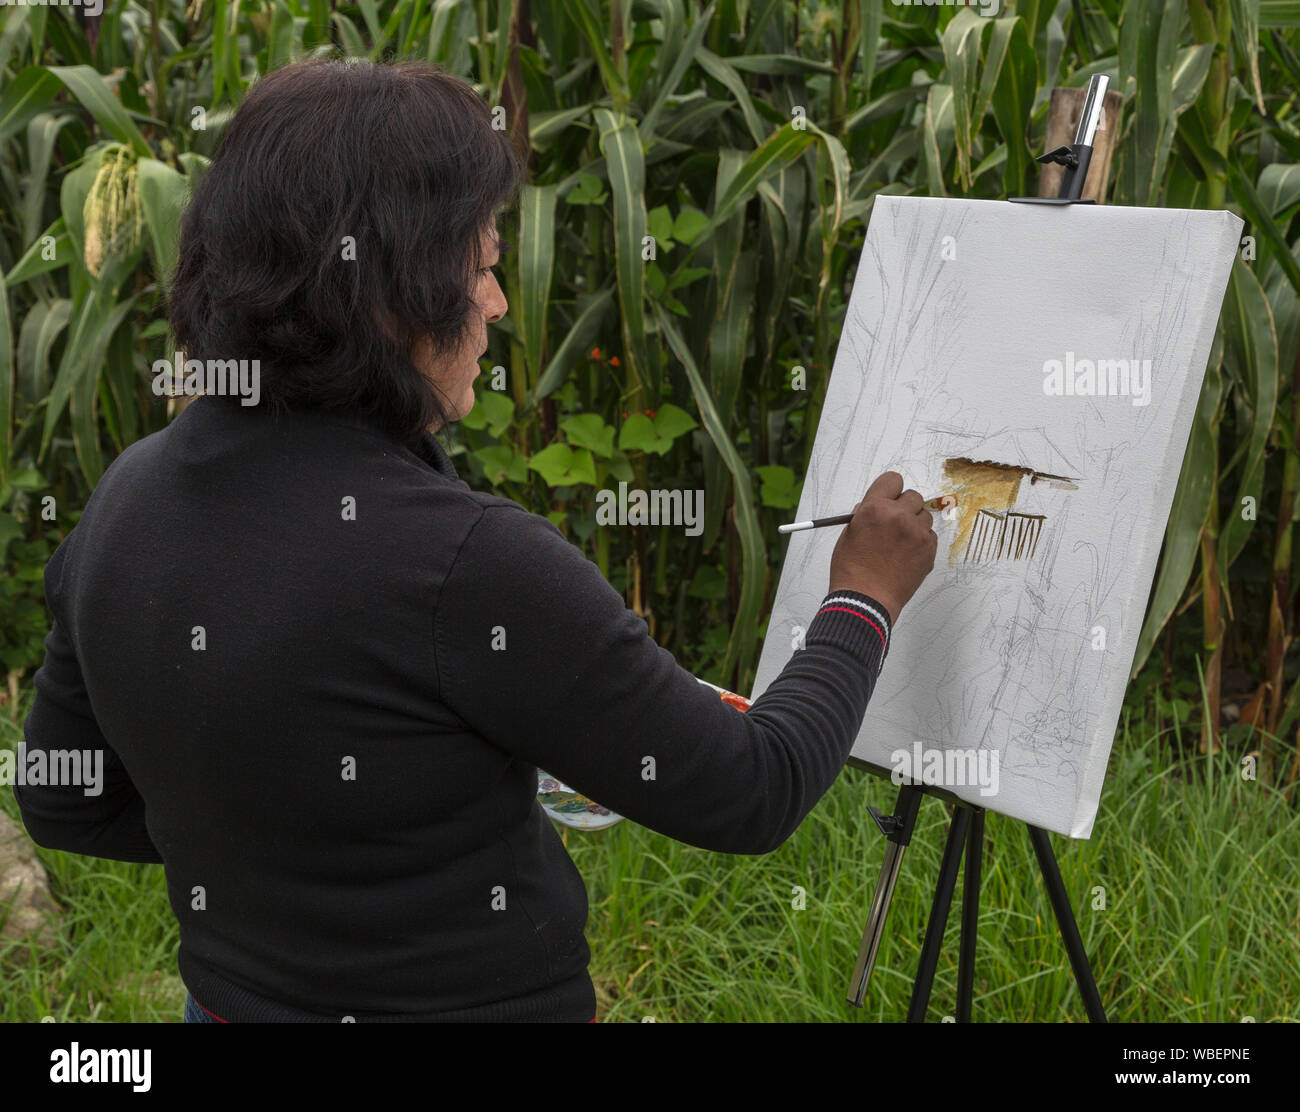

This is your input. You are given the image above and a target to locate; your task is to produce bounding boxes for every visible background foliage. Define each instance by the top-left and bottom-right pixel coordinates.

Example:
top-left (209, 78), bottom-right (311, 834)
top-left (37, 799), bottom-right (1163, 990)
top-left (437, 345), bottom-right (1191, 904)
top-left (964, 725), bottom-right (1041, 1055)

top-left (1, 0), bottom-right (1299, 784)
top-left (2, 0), bottom-right (1299, 1026)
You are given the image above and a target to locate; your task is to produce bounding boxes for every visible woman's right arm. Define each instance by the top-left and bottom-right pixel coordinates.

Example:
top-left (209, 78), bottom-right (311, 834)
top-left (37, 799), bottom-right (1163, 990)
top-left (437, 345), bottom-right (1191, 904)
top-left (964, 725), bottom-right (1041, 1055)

top-left (432, 480), bottom-right (934, 855)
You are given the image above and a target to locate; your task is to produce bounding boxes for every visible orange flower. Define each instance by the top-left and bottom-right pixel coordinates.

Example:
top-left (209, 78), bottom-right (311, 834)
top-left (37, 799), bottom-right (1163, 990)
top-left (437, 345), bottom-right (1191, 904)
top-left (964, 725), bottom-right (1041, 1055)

top-left (591, 347), bottom-right (602, 359)
top-left (609, 356), bottom-right (620, 367)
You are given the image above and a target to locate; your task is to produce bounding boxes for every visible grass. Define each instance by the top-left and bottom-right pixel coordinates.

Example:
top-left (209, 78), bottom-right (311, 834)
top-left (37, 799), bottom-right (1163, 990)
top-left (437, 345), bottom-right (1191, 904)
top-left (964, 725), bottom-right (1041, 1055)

top-left (1, 693), bottom-right (1297, 1022)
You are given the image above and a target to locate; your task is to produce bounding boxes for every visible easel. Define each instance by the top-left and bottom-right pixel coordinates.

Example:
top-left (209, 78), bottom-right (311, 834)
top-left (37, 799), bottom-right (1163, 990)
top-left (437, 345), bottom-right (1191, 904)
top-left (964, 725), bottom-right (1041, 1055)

top-left (844, 76), bottom-right (1112, 1023)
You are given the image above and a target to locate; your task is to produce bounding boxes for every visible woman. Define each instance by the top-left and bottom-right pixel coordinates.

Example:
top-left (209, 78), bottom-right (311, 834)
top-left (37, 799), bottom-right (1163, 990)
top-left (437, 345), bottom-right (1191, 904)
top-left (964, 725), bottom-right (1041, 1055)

top-left (15, 58), bottom-right (937, 1022)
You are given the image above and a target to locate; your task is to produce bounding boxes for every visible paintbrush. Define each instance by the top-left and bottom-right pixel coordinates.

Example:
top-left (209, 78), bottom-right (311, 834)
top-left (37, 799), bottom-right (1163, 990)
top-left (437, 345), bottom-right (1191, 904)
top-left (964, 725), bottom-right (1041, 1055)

top-left (778, 495), bottom-right (955, 534)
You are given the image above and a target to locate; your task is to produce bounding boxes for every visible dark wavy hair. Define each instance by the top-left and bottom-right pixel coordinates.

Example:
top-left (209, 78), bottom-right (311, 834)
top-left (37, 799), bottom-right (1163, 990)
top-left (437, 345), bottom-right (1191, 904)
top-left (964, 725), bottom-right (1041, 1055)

top-left (167, 58), bottom-right (525, 442)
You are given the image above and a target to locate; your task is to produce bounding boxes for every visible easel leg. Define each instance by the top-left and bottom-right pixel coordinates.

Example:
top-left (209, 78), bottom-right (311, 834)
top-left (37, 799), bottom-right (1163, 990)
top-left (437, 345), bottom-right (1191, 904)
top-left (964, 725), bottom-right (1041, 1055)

top-left (906, 806), bottom-right (970, 1022)
top-left (847, 785), bottom-right (924, 1006)
top-left (956, 808), bottom-right (984, 1021)
top-left (1027, 825), bottom-right (1107, 1023)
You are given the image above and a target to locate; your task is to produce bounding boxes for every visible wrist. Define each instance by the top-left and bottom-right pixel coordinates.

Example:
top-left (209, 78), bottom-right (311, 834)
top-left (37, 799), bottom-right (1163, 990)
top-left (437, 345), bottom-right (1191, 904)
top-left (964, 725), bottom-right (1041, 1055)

top-left (826, 584), bottom-right (897, 627)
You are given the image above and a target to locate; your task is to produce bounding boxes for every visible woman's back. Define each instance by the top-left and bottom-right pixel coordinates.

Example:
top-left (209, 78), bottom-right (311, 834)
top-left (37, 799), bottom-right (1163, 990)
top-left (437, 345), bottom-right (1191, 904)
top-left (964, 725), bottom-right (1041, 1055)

top-left (22, 396), bottom-right (594, 1020)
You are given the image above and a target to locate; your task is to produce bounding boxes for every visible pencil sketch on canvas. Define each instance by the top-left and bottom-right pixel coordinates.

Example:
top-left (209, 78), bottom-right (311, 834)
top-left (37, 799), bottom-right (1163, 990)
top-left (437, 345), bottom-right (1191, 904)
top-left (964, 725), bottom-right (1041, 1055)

top-left (750, 196), bottom-right (1242, 838)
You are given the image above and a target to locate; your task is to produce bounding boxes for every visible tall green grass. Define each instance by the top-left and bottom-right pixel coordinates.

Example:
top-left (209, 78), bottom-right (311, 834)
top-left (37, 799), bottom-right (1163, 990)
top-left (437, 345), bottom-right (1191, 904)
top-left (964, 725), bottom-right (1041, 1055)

top-left (2, 696), bottom-right (1296, 1022)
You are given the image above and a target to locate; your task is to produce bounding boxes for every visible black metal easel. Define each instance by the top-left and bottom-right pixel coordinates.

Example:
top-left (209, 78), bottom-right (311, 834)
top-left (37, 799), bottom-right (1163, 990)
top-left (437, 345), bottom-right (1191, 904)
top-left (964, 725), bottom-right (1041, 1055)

top-left (846, 779), bottom-right (1106, 1022)
top-left (844, 75), bottom-right (1113, 1023)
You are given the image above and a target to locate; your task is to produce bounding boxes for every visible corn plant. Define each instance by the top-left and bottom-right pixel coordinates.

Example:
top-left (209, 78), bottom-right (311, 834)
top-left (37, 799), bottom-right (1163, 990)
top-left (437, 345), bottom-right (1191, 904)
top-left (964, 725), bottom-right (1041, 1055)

top-left (1, 1), bottom-right (1298, 792)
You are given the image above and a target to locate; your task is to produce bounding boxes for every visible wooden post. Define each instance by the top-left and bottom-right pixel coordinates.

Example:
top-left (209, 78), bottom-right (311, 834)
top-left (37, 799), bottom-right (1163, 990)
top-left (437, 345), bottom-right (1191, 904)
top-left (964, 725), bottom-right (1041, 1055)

top-left (1036, 86), bottom-right (1123, 203)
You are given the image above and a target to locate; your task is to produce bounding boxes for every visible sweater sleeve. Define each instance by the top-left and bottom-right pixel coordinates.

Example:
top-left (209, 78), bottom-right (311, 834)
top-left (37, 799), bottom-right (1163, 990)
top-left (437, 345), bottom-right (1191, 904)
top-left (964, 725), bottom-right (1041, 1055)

top-left (14, 536), bottom-right (164, 865)
top-left (433, 504), bottom-right (892, 855)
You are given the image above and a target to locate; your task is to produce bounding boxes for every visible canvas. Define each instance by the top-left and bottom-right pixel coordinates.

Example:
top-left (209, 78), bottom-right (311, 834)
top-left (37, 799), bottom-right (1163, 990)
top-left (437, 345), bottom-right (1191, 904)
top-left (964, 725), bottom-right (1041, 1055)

top-left (751, 195), bottom-right (1243, 837)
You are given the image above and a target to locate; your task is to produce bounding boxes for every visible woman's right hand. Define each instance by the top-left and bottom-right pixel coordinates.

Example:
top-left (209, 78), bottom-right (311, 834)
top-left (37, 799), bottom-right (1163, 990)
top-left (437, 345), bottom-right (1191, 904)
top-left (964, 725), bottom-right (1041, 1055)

top-left (827, 471), bottom-right (939, 624)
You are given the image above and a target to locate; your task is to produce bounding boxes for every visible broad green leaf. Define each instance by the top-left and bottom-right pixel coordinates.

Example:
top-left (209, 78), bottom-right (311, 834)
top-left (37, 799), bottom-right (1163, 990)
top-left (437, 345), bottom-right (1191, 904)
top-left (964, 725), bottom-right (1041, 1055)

top-left (647, 204), bottom-right (675, 245)
top-left (528, 442), bottom-right (597, 487)
top-left (460, 388), bottom-right (514, 437)
top-left (561, 413), bottom-right (616, 457)
top-left (473, 444), bottom-right (529, 485)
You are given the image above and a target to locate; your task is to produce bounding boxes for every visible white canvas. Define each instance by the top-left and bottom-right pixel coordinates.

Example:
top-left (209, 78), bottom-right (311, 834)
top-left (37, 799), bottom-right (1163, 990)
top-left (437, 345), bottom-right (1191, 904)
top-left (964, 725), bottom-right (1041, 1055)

top-left (751, 196), bottom-right (1242, 838)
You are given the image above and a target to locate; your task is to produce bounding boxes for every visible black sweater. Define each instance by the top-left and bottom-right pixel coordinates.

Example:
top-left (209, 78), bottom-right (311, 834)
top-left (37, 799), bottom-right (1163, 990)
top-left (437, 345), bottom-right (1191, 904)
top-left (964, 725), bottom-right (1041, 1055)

top-left (15, 395), bottom-right (892, 1021)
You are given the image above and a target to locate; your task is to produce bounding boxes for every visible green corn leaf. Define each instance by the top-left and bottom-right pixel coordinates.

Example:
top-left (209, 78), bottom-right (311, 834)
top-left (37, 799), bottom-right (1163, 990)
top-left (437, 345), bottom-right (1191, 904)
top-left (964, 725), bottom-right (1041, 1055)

top-left (706, 123), bottom-right (815, 235)
top-left (592, 108), bottom-right (650, 399)
top-left (989, 15), bottom-right (1036, 197)
top-left (0, 268), bottom-right (12, 484)
top-left (518, 183), bottom-right (557, 385)
top-left (1131, 330), bottom-right (1224, 678)
top-left (136, 157), bottom-right (189, 297)
top-left (654, 304), bottom-right (765, 688)
top-left (7, 219), bottom-right (72, 285)
top-left (696, 47), bottom-right (768, 146)
top-left (46, 65), bottom-right (152, 156)
top-left (641, 1), bottom-right (715, 140)
top-left (16, 298), bottom-right (71, 408)
top-left (1218, 262), bottom-right (1278, 574)
top-left (1227, 162), bottom-right (1300, 295)
top-left (530, 106), bottom-right (591, 151)
top-left (562, 0), bottom-right (628, 106)
top-left (1257, 163), bottom-right (1300, 223)
top-left (923, 83), bottom-right (954, 197)
top-left (940, 9), bottom-right (986, 190)
top-left (533, 287), bottom-right (615, 402)
top-left (22, 113), bottom-right (77, 248)
top-left (1231, 0), bottom-right (1265, 111)
top-left (41, 291), bottom-right (136, 471)
top-left (0, 67), bottom-right (61, 146)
